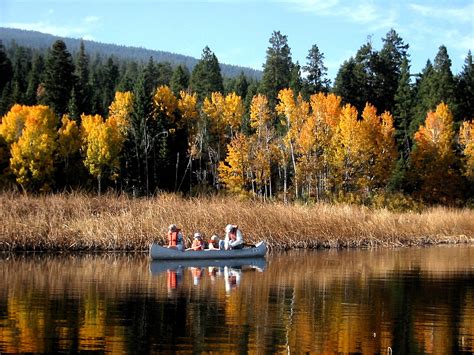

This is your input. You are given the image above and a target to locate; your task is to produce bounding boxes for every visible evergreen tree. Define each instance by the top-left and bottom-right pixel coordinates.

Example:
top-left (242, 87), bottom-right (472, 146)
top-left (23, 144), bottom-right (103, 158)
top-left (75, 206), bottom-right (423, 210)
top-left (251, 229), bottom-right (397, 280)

top-left (117, 61), bottom-right (139, 92)
top-left (260, 31), bottom-right (293, 108)
top-left (0, 41), bottom-right (13, 95)
top-left (41, 40), bottom-right (75, 116)
top-left (234, 71), bottom-right (249, 99)
top-left (390, 57), bottom-right (414, 191)
top-left (156, 62), bottom-right (173, 87)
top-left (378, 29), bottom-right (409, 114)
top-left (333, 56), bottom-right (367, 114)
top-left (190, 46), bottom-right (224, 101)
top-left (393, 57), bottom-right (414, 157)
top-left (102, 56), bottom-right (119, 113)
top-left (11, 46), bottom-right (31, 104)
top-left (289, 61), bottom-right (303, 94)
top-left (74, 40), bottom-right (91, 117)
top-left (170, 64), bottom-right (190, 95)
top-left (25, 53), bottom-right (44, 105)
top-left (411, 46), bottom-right (457, 134)
top-left (456, 51), bottom-right (474, 121)
top-left (303, 44), bottom-right (330, 95)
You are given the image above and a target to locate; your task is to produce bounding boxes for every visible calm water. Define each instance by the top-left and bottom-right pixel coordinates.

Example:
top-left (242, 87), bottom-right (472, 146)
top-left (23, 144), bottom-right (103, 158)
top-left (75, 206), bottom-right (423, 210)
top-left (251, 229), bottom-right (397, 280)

top-left (0, 245), bottom-right (473, 354)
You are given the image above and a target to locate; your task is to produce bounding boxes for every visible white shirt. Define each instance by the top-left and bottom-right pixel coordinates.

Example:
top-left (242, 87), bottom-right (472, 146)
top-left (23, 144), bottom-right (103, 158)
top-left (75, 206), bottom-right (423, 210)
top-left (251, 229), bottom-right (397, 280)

top-left (224, 229), bottom-right (243, 250)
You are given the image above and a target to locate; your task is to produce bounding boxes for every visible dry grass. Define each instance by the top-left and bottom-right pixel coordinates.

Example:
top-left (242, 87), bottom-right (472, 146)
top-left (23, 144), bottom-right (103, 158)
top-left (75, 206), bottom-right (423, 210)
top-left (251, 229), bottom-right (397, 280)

top-left (0, 192), bottom-right (473, 251)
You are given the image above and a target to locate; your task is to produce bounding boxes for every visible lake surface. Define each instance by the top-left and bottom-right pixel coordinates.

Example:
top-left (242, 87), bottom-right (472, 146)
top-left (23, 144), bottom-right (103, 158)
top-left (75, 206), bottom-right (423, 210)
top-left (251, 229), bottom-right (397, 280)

top-left (0, 245), bottom-right (473, 354)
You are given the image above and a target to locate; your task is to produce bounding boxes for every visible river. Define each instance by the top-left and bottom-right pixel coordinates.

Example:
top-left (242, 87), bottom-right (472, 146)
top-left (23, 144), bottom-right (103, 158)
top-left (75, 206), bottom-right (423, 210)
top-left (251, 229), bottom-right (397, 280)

top-left (0, 245), bottom-right (473, 353)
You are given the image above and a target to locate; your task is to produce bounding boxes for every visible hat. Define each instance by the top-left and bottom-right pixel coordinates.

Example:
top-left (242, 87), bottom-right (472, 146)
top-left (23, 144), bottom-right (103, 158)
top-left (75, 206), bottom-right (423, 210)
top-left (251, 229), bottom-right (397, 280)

top-left (194, 232), bottom-right (202, 239)
top-left (169, 224), bottom-right (177, 231)
top-left (211, 235), bottom-right (219, 242)
top-left (225, 224), bottom-right (233, 233)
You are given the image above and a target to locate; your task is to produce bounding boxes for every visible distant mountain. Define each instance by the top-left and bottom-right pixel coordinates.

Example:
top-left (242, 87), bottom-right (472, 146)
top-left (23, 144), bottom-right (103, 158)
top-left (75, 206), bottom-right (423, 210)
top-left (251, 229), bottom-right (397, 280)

top-left (0, 27), bottom-right (262, 79)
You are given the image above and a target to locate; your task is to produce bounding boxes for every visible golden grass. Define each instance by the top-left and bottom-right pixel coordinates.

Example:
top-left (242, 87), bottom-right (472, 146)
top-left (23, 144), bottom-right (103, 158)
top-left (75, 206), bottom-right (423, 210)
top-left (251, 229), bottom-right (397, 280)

top-left (0, 192), bottom-right (473, 251)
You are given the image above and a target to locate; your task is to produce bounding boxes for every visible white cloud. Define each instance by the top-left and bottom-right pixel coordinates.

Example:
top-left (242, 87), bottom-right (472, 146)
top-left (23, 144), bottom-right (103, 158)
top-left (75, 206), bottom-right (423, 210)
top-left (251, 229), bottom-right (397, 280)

top-left (84, 16), bottom-right (100, 24)
top-left (4, 15), bottom-right (101, 39)
top-left (282, 0), bottom-right (399, 31)
top-left (409, 3), bottom-right (474, 23)
top-left (5, 21), bottom-right (86, 37)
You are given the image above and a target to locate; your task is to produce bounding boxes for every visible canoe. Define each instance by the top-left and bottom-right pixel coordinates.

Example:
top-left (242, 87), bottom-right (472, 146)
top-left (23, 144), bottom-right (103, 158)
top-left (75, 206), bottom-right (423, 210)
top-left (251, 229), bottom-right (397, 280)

top-left (149, 257), bottom-right (267, 275)
top-left (149, 241), bottom-right (267, 260)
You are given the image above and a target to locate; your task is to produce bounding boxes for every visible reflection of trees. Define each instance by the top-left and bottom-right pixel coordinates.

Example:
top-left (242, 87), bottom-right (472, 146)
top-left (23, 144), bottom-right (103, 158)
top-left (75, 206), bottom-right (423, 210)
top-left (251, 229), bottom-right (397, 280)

top-left (0, 247), bottom-right (473, 353)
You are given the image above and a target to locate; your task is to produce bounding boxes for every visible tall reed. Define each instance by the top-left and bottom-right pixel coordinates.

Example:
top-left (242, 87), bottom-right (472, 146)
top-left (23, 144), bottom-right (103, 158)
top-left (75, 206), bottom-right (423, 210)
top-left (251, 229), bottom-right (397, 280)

top-left (0, 192), bottom-right (472, 251)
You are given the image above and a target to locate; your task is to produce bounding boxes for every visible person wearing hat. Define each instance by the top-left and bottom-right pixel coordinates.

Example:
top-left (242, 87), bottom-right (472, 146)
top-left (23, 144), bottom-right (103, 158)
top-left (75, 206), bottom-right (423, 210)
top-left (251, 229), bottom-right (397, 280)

top-left (167, 224), bottom-right (185, 251)
top-left (187, 232), bottom-right (205, 251)
top-left (224, 224), bottom-right (244, 250)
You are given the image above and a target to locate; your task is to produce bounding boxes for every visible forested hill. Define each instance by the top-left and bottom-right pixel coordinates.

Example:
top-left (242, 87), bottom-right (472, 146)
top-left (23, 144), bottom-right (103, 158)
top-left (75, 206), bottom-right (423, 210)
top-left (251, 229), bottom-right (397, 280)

top-left (0, 27), bottom-right (262, 79)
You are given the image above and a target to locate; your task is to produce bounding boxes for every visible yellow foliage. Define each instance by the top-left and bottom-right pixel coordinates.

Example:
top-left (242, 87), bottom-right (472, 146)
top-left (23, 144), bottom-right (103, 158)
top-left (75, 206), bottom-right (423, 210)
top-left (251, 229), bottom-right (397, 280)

top-left (250, 94), bottom-right (271, 132)
top-left (459, 120), bottom-right (474, 181)
top-left (410, 102), bottom-right (458, 202)
top-left (218, 133), bottom-right (251, 194)
top-left (177, 91), bottom-right (198, 124)
top-left (203, 92), bottom-right (244, 137)
top-left (152, 85), bottom-right (178, 122)
top-left (58, 115), bottom-right (81, 159)
top-left (81, 114), bottom-right (124, 183)
top-left (108, 91), bottom-right (134, 134)
top-left (8, 105), bottom-right (58, 189)
top-left (0, 104), bottom-right (56, 145)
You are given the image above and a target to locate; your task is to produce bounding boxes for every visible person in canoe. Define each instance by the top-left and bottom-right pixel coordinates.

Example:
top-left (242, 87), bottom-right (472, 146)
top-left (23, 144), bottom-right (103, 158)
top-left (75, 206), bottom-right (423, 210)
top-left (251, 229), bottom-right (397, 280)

top-left (167, 224), bottom-right (185, 251)
top-left (208, 235), bottom-right (221, 250)
top-left (224, 224), bottom-right (244, 250)
top-left (187, 232), bottom-right (205, 251)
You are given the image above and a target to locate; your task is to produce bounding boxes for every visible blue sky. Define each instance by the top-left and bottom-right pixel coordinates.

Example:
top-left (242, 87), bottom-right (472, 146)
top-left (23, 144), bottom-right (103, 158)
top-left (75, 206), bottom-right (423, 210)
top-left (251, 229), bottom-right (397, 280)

top-left (1, 0), bottom-right (472, 81)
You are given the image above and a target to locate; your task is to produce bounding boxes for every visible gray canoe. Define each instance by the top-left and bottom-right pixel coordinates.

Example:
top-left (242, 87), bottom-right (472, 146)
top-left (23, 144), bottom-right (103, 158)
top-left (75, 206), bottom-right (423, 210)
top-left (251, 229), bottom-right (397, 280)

top-left (149, 241), bottom-right (267, 260)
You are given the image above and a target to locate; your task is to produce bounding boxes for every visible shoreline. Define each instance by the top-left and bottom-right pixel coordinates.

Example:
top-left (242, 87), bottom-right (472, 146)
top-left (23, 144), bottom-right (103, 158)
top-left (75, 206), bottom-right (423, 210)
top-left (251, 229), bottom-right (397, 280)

top-left (1, 192), bottom-right (473, 252)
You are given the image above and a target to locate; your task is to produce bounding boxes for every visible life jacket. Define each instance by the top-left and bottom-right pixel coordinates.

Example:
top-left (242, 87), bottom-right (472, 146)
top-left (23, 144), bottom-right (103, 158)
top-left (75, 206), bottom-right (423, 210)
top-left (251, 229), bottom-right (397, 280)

top-left (167, 229), bottom-right (181, 247)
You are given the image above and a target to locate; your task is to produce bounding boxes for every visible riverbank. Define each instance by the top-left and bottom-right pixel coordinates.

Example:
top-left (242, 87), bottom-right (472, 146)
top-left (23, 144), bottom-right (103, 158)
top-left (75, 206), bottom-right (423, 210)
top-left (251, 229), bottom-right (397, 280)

top-left (0, 192), bottom-right (473, 251)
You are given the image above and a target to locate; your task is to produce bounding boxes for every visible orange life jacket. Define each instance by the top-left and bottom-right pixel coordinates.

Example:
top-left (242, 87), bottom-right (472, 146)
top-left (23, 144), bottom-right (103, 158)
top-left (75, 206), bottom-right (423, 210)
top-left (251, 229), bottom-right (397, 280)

top-left (167, 229), bottom-right (181, 247)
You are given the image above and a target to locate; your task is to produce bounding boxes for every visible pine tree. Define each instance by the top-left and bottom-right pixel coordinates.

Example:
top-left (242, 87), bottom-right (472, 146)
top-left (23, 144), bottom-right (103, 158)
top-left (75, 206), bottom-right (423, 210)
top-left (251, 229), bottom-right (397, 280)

top-left (260, 31), bottom-right (293, 108)
top-left (289, 61), bottom-right (303, 94)
top-left (190, 46), bottom-right (224, 101)
top-left (303, 44), bottom-right (330, 95)
top-left (377, 29), bottom-right (409, 114)
top-left (25, 53), bottom-right (44, 105)
top-left (74, 40), bottom-right (91, 118)
top-left (456, 51), bottom-right (474, 121)
top-left (0, 40), bottom-right (13, 95)
top-left (41, 40), bottom-right (76, 116)
top-left (170, 64), bottom-right (190, 95)
top-left (156, 62), bottom-right (173, 87)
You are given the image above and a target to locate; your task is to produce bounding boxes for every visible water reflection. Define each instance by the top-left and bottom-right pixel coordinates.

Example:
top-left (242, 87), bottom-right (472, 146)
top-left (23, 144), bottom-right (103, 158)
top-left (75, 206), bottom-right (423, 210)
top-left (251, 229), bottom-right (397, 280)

top-left (151, 258), bottom-right (266, 294)
top-left (0, 246), bottom-right (472, 353)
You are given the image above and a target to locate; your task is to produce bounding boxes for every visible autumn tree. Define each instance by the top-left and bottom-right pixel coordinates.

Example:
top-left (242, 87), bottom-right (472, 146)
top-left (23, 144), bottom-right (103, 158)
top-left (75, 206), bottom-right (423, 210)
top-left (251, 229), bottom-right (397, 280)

top-left (306, 92), bottom-right (342, 199)
top-left (459, 120), bottom-right (474, 182)
top-left (249, 94), bottom-right (274, 198)
top-left (3, 105), bottom-right (58, 191)
top-left (409, 102), bottom-right (460, 203)
top-left (276, 88), bottom-right (310, 199)
top-left (81, 113), bottom-right (125, 195)
top-left (218, 133), bottom-right (251, 195)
